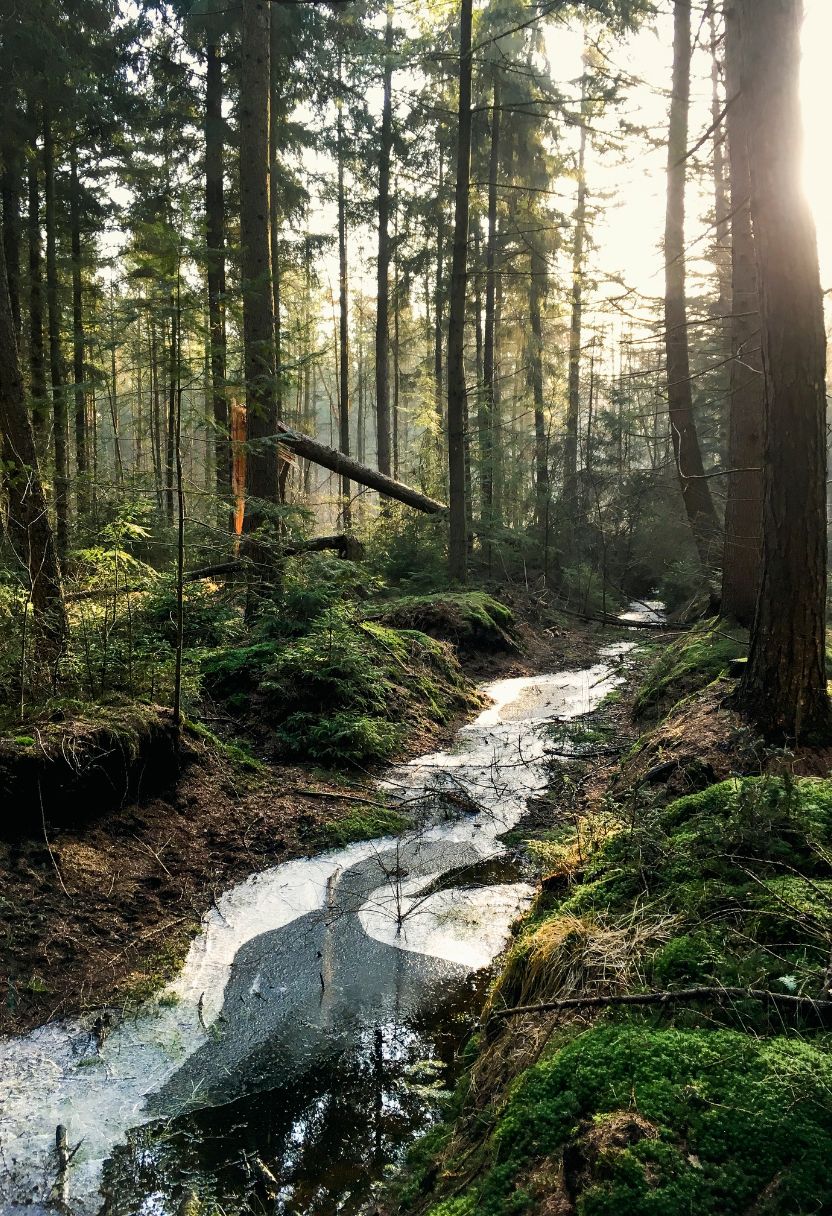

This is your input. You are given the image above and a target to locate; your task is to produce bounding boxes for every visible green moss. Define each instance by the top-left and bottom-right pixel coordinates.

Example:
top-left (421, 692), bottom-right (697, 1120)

top-left (371, 591), bottom-right (518, 653)
top-left (320, 801), bottom-right (412, 847)
top-left (184, 719), bottom-right (264, 772)
top-left (446, 1027), bottom-right (832, 1216)
top-left (203, 609), bottom-right (478, 767)
top-left (633, 619), bottom-right (747, 719)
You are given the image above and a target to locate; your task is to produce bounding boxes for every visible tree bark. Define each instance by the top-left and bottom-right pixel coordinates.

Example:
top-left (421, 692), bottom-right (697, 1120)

top-left (69, 145), bottom-right (88, 515)
top-left (720, 0), bottom-right (763, 626)
top-left (0, 223), bottom-right (67, 655)
top-left (336, 47), bottom-right (351, 527)
top-left (240, 0), bottom-right (279, 533)
top-left (43, 105), bottom-right (69, 560)
top-left (480, 73), bottom-right (500, 533)
top-left (563, 70), bottom-right (588, 516)
top-left (26, 108), bottom-right (48, 455)
top-left (1, 142), bottom-right (22, 343)
top-left (275, 421), bottom-right (446, 514)
top-left (205, 39), bottom-right (230, 507)
top-left (374, 3), bottom-right (394, 478)
top-left (529, 245), bottom-right (549, 541)
top-left (737, 0), bottom-right (831, 741)
top-left (446, 0), bottom-right (473, 582)
top-left (664, 0), bottom-right (720, 570)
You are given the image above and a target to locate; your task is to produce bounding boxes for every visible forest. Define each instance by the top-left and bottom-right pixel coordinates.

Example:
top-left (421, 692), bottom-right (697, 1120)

top-left (2, 0), bottom-right (832, 1212)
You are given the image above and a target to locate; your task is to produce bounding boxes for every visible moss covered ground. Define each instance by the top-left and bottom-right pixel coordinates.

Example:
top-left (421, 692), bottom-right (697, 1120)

top-left (392, 622), bottom-right (832, 1216)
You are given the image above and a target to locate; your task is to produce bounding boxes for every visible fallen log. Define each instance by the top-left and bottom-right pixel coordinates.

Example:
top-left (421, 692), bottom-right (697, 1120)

top-left (487, 986), bottom-right (832, 1023)
top-left (276, 422), bottom-right (447, 514)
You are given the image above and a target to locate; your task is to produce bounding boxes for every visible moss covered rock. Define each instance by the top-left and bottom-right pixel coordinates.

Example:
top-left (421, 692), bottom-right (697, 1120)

top-left (371, 592), bottom-right (519, 655)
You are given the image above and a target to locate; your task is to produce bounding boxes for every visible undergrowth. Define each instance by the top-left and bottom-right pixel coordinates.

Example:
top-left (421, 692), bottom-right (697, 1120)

top-left (397, 774), bottom-right (832, 1216)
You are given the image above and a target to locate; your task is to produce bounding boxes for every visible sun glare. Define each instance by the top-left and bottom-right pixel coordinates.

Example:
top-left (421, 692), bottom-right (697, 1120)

top-left (801, 0), bottom-right (832, 286)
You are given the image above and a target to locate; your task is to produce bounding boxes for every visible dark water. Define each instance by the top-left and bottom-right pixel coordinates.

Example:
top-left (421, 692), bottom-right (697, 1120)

top-left (100, 974), bottom-right (487, 1216)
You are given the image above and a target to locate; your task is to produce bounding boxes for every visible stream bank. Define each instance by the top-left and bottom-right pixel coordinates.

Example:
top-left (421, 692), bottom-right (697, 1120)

top-left (0, 604), bottom-right (659, 1215)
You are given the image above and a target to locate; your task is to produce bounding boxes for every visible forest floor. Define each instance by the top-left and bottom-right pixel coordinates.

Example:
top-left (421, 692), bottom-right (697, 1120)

top-left (0, 593), bottom-right (625, 1038)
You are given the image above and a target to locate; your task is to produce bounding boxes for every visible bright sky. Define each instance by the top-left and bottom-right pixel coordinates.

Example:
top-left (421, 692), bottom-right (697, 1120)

top-left (565, 0), bottom-right (832, 327)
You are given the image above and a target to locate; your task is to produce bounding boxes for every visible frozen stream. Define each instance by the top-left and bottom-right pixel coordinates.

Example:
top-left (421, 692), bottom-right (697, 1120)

top-left (0, 614), bottom-right (659, 1216)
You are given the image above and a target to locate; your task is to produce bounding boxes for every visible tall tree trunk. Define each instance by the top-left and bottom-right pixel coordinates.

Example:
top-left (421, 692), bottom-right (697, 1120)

top-left (336, 49), bottom-right (351, 528)
top-left (737, 0), bottom-right (831, 740)
top-left (43, 105), bottom-right (69, 560)
top-left (709, 4), bottom-right (732, 338)
top-left (720, 0), bottom-right (763, 626)
top-left (392, 195), bottom-right (401, 479)
top-left (563, 71), bottom-right (588, 518)
top-left (0, 226), bottom-right (67, 656)
top-left (69, 145), bottom-right (88, 515)
top-left (26, 107), bottom-right (48, 454)
top-left (664, 0), bottom-right (720, 570)
top-left (375, 3), bottom-right (394, 478)
top-left (446, 0), bottom-right (473, 582)
top-left (240, 0), bottom-right (279, 540)
top-left (205, 39), bottom-right (230, 508)
top-left (434, 144), bottom-right (445, 438)
top-left (1, 142), bottom-right (22, 342)
top-left (269, 7), bottom-right (283, 436)
top-left (529, 245), bottom-right (549, 541)
top-left (165, 299), bottom-right (177, 527)
top-left (107, 283), bottom-right (124, 488)
top-left (480, 73), bottom-right (500, 533)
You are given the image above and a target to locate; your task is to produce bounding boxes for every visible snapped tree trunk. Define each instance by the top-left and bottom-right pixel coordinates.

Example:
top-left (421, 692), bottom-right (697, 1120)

top-left (445, 0), bottom-right (473, 582)
top-left (737, 0), bottom-right (831, 741)
top-left (664, 0), bottom-right (720, 571)
top-left (205, 39), bottom-right (230, 508)
top-left (239, 0), bottom-right (279, 537)
top-left (0, 225), bottom-right (67, 656)
top-left (43, 105), bottom-right (69, 560)
top-left (720, 0), bottom-right (763, 626)
top-left (374, 3), bottom-right (394, 478)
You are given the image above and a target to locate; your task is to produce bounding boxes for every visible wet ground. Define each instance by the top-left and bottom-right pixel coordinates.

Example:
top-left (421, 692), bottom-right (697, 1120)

top-left (0, 616), bottom-right (658, 1216)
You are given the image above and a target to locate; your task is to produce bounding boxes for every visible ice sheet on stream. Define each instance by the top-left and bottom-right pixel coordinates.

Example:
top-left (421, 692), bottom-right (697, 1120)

top-left (0, 632), bottom-right (643, 1215)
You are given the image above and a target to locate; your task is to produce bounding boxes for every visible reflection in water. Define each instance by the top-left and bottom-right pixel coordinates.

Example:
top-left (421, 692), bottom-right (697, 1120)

top-left (101, 979), bottom-right (485, 1216)
top-left (0, 611), bottom-right (659, 1216)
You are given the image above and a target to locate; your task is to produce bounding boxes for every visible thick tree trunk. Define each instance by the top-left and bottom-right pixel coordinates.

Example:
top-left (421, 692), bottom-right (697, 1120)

top-left (336, 50), bottom-right (351, 528)
top-left (69, 145), bottom-right (88, 515)
top-left (664, 0), bottom-right (720, 570)
top-left (446, 0), bottom-right (473, 582)
top-left (720, 0), bottom-right (763, 626)
top-left (563, 72), bottom-right (588, 516)
top-left (26, 106), bottom-right (48, 454)
top-left (375, 4), bottom-right (394, 478)
top-left (269, 7), bottom-right (284, 437)
top-left (240, 0), bottom-right (279, 533)
top-left (737, 0), bottom-right (831, 741)
top-left (43, 106), bottom-right (69, 560)
top-left (0, 227), bottom-right (67, 655)
top-left (205, 40), bottom-right (230, 507)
